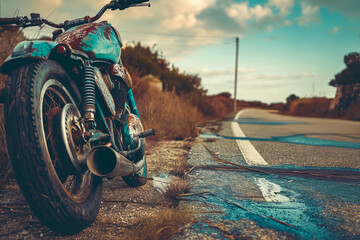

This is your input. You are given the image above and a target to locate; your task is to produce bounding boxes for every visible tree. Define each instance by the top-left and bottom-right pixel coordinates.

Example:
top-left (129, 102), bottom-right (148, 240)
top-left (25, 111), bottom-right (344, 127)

top-left (328, 52), bottom-right (360, 117)
top-left (329, 52), bottom-right (360, 86)
top-left (122, 42), bottom-right (206, 102)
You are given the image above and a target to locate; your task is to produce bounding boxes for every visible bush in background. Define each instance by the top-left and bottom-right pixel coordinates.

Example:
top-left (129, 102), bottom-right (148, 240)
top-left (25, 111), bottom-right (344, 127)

top-left (132, 73), bottom-right (203, 141)
top-left (284, 97), bottom-right (332, 118)
top-left (199, 95), bottom-right (233, 119)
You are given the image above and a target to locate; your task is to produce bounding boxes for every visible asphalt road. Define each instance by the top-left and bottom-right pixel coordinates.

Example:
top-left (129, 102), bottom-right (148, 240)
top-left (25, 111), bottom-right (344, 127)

top-left (182, 109), bottom-right (360, 239)
top-left (235, 109), bottom-right (360, 169)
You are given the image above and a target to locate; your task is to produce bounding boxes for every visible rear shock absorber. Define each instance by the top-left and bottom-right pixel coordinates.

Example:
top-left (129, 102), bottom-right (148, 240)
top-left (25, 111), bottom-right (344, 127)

top-left (82, 62), bottom-right (96, 128)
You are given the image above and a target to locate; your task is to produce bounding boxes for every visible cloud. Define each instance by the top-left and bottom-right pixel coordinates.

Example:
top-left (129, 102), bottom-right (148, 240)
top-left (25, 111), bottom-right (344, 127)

top-left (283, 20), bottom-right (292, 26)
top-left (199, 68), bottom-right (257, 76)
top-left (262, 37), bottom-right (281, 41)
top-left (297, 4), bottom-right (320, 26)
top-left (203, 71), bottom-right (315, 96)
top-left (268, 0), bottom-right (294, 15)
top-left (304, 0), bottom-right (360, 19)
top-left (232, 72), bottom-right (314, 90)
top-left (250, 4), bottom-right (274, 20)
top-left (255, 72), bottom-right (314, 80)
top-left (162, 14), bottom-right (197, 30)
top-left (195, 0), bottom-right (296, 39)
top-left (225, 2), bottom-right (274, 26)
top-left (156, 0), bottom-right (216, 19)
top-left (332, 27), bottom-right (339, 34)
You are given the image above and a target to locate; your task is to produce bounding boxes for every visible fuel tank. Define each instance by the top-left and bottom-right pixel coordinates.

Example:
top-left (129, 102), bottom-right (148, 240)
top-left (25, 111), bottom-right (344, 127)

top-left (55, 21), bottom-right (122, 64)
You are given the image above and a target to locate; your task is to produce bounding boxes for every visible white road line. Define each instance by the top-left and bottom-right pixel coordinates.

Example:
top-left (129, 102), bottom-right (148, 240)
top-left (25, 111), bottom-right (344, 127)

top-left (231, 110), bottom-right (294, 204)
top-left (254, 178), bottom-right (290, 202)
top-left (231, 109), bottom-right (268, 165)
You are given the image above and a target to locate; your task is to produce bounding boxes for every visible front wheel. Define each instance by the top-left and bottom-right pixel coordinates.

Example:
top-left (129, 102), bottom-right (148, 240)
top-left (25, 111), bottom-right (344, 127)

top-left (5, 60), bottom-right (102, 234)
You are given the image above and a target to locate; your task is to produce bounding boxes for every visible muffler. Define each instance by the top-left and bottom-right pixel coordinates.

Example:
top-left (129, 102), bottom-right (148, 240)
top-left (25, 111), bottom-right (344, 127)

top-left (87, 145), bottom-right (144, 178)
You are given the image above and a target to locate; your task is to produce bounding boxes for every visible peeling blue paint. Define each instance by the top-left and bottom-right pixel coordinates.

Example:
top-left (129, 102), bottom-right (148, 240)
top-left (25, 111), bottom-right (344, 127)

top-left (4, 40), bottom-right (57, 63)
top-left (81, 24), bottom-right (121, 63)
top-left (58, 22), bottom-right (122, 63)
top-left (126, 89), bottom-right (140, 119)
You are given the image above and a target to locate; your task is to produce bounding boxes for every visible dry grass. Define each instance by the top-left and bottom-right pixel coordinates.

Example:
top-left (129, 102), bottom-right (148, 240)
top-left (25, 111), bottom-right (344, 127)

top-left (127, 207), bottom-right (193, 240)
top-left (199, 95), bottom-right (233, 119)
top-left (283, 97), bottom-right (360, 121)
top-left (285, 97), bottom-right (332, 117)
top-left (132, 74), bottom-right (203, 142)
top-left (170, 160), bottom-right (191, 178)
top-left (162, 178), bottom-right (192, 207)
top-left (343, 101), bottom-right (360, 120)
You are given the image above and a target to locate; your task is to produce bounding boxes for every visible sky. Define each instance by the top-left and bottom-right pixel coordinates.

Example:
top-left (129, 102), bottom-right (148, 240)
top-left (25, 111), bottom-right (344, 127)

top-left (1, 0), bottom-right (359, 103)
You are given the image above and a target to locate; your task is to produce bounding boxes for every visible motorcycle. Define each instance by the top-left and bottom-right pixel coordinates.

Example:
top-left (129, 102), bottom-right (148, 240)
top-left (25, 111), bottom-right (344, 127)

top-left (0, 0), bottom-right (154, 234)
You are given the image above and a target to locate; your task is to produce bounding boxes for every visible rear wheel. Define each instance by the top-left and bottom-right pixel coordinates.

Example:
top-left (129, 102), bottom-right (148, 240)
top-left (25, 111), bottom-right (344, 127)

top-left (5, 60), bottom-right (102, 234)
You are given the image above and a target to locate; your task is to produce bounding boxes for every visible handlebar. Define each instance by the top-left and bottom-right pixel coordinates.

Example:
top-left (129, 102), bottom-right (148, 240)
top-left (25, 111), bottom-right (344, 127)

top-left (0, 18), bottom-right (21, 25)
top-left (0, 0), bottom-right (150, 30)
top-left (127, 0), bottom-right (150, 4)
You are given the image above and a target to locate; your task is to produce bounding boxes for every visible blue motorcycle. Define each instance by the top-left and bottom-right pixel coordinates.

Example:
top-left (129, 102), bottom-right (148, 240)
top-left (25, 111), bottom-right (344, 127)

top-left (0, 0), bottom-right (154, 233)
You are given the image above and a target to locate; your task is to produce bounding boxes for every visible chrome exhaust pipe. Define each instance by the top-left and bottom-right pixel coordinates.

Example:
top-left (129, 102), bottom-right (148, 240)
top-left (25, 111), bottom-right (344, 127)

top-left (87, 145), bottom-right (144, 178)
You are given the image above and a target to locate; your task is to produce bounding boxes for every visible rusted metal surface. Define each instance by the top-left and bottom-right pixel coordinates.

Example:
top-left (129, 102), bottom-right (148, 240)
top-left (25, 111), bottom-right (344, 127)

top-left (109, 64), bottom-right (133, 88)
top-left (0, 41), bottom-right (57, 71)
top-left (100, 68), bottom-right (114, 91)
top-left (55, 22), bottom-right (122, 64)
top-left (94, 68), bottom-right (116, 116)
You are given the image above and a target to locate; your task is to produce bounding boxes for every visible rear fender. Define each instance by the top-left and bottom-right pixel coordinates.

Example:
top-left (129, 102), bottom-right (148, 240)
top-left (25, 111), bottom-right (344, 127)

top-left (0, 40), bottom-right (87, 74)
top-left (0, 40), bottom-right (57, 74)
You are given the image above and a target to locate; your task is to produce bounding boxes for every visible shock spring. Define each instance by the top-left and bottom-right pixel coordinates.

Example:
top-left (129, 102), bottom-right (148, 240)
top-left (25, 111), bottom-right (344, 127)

top-left (82, 64), bottom-right (96, 126)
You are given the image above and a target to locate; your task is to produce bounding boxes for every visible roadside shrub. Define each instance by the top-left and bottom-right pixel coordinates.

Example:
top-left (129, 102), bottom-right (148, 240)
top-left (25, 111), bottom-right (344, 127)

top-left (199, 95), bottom-right (233, 119)
top-left (132, 72), bottom-right (203, 142)
top-left (343, 101), bottom-right (360, 120)
top-left (286, 98), bottom-right (331, 117)
top-left (127, 207), bottom-right (193, 240)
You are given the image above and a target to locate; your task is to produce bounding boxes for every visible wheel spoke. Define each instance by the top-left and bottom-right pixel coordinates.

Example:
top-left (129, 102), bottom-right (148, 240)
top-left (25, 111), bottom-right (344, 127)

top-left (46, 129), bottom-right (53, 140)
top-left (41, 84), bottom-right (92, 201)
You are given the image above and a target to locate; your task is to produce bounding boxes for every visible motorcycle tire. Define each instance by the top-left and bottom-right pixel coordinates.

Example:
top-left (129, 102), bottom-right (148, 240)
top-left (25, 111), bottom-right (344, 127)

top-left (5, 60), bottom-right (102, 234)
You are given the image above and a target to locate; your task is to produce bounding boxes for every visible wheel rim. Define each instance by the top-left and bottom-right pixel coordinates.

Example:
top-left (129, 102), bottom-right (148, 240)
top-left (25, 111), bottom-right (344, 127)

top-left (40, 79), bottom-right (93, 203)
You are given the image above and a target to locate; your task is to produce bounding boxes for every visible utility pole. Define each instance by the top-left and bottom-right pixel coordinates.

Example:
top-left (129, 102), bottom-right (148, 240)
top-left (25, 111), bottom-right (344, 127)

top-left (234, 37), bottom-right (239, 113)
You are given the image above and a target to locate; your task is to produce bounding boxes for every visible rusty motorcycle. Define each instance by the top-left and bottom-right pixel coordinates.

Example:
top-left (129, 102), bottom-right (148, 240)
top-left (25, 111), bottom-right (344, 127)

top-left (0, 0), bottom-right (154, 233)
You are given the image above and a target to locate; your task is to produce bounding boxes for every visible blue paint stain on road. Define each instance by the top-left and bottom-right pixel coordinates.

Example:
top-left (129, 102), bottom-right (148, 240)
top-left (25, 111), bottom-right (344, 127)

top-left (273, 134), bottom-right (360, 149)
top-left (236, 118), bottom-right (308, 125)
top-left (186, 164), bottom-right (360, 239)
top-left (200, 133), bottom-right (360, 149)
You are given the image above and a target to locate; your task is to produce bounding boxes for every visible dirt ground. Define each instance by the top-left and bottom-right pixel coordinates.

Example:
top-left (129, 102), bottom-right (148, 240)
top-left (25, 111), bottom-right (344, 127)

top-left (0, 140), bottom-right (193, 240)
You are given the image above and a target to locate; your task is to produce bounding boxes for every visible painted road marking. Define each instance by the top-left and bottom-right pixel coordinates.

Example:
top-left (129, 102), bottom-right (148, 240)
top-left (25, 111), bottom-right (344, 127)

top-left (254, 178), bottom-right (290, 202)
top-left (231, 109), bottom-right (268, 165)
top-left (231, 110), bottom-right (293, 206)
